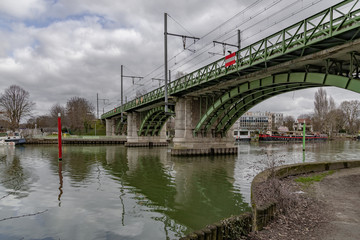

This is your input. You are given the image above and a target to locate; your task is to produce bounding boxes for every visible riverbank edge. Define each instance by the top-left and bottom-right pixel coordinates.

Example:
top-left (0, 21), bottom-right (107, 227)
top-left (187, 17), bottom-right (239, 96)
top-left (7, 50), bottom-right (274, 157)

top-left (251, 160), bottom-right (360, 232)
top-left (179, 160), bottom-right (360, 240)
top-left (25, 137), bottom-right (127, 144)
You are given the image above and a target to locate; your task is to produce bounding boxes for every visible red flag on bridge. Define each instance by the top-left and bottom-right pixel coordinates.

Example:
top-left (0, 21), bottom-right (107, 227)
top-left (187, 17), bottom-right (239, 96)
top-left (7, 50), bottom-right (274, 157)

top-left (225, 52), bottom-right (236, 67)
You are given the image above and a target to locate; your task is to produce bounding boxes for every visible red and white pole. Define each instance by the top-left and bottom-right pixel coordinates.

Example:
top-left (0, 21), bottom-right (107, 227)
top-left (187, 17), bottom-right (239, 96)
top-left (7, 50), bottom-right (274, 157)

top-left (58, 113), bottom-right (62, 160)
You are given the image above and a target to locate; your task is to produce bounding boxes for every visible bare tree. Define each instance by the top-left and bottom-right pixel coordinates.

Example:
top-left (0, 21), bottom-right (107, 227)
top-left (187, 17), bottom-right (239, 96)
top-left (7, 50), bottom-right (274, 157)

top-left (66, 97), bottom-right (94, 134)
top-left (313, 88), bottom-right (328, 132)
top-left (297, 113), bottom-right (313, 120)
top-left (340, 100), bottom-right (360, 134)
top-left (328, 108), bottom-right (346, 134)
top-left (283, 116), bottom-right (295, 131)
top-left (50, 104), bottom-right (66, 127)
top-left (0, 85), bottom-right (34, 131)
top-left (313, 88), bottom-right (336, 134)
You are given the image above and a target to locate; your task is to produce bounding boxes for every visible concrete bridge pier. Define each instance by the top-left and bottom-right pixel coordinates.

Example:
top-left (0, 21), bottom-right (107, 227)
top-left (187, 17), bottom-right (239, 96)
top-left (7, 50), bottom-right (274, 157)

top-left (106, 118), bottom-right (127, 138)
top-left (172, 97), bottom-right (236, 156)
top-left (105, 119), bottom-right (116, 136)
top-left (125, 112), bottom-right (168, 147)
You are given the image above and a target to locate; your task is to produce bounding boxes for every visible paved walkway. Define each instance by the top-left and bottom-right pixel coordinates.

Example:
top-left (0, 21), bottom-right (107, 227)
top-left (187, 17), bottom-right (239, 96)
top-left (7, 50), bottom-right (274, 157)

top-left (313, 167), bottom-right (360, 240)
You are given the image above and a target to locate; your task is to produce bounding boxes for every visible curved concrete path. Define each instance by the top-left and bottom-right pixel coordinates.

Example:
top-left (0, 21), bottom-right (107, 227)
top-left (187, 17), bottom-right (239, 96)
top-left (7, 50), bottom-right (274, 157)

top-left (314, 167), bottom-right (360, 240)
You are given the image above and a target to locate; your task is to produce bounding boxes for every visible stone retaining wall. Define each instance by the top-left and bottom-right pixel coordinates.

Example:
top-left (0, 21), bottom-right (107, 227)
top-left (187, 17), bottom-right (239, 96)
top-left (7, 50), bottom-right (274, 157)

top-left (26, 138), bottom-right (126, 144)
top-left (179, 213), bottom-right (252, 240)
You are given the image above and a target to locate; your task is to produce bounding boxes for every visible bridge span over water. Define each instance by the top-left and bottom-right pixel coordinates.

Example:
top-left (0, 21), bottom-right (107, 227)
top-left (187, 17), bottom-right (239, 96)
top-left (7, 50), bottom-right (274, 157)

top-left (102, 0), bottom-right (360, 155)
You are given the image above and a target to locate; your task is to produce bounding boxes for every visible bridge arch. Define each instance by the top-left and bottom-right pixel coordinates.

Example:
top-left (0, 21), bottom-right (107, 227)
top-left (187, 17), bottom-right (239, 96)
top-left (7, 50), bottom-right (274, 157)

top-left (115, 115), bottom-right (127, 135)
top-left (138, 106), bottom-right (174, 136)
top-left (194, 72), bottom-right (360, 136)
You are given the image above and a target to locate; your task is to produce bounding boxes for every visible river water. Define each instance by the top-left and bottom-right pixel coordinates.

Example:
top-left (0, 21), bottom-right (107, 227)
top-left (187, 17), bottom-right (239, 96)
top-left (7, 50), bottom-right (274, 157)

top-left (0, 141), bottom-right (359, 240)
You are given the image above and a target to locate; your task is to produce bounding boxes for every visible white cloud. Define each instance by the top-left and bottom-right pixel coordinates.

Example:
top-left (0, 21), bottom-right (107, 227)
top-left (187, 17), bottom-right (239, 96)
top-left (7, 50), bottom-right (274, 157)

top-left (0, 0), bottom-right (359, 120)
top-left (0, 0), bottom-right (47, 19)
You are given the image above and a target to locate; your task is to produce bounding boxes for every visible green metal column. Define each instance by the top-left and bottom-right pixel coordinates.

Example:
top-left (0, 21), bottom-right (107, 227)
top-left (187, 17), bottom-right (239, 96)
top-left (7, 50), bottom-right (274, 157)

top-left (303, 121), bottom-right (306, 152)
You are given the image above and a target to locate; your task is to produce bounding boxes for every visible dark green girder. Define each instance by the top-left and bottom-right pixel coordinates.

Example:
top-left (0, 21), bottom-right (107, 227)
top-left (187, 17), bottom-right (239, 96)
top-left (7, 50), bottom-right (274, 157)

top-left (194, 72), bottom-right (360, 136)
top-left (102, 0), bottom-right (360, 120)
top-left (115, 115), bottom-right (127, 135)
top-left (138, 106), bottom-right (174, 136)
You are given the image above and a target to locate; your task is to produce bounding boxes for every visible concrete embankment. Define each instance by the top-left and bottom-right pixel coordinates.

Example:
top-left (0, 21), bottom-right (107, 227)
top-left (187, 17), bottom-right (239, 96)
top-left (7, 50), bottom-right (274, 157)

top-left (26, 137), bottom-right (126, 145)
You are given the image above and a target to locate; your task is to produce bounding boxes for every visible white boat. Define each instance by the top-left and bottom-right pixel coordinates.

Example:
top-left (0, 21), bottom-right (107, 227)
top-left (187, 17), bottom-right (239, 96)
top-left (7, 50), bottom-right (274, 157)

top-left (0, 132), bottom-right (26, 145)
top-left (233, 129), bottom-right (252, 141)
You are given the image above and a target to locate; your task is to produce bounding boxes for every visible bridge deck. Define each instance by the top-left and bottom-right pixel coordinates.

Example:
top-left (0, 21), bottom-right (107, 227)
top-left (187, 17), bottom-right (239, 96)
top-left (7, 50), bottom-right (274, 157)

top-left (102, 0), bottom-right (360, 120)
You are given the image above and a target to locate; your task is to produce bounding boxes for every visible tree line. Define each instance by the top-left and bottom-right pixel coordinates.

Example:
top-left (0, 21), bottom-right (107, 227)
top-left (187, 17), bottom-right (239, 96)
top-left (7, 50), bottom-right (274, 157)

top-left (283, 88), bottom-right (360, 135)
top-left (28, 96), bottom-right (96, 134)
top-left (1, 85), bottom-right (359, 136)
top-left (0, 85), bottom-right (95, 134)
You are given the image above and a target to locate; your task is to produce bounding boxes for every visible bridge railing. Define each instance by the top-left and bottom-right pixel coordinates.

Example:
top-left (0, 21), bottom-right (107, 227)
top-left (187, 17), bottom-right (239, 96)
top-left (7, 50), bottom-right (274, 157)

top-left (101, 0), bottom-right (360, 120)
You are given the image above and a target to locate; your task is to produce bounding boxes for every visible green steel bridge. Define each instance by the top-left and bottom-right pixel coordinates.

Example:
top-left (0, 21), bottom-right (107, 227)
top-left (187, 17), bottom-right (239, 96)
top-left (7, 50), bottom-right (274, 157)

top-left (102, 0), bottom-right (360, 142)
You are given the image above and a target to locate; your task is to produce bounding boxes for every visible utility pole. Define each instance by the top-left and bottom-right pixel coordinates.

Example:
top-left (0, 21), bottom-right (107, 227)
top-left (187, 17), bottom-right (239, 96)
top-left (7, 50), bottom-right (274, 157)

top-left (164, 13), bottom-right (199, 114)
top-left (152, 70), bottom-right (171, 87)
top-left (121, 65), bottom-right (143, 121)
top-left (164, 13), bottom-right (168, 113)
top-left (97, 94), bottom-right (109, 119)
top-left (121, 65), bottom-right (123, 122)
top-left (152, 78), bottom-right (164, 87)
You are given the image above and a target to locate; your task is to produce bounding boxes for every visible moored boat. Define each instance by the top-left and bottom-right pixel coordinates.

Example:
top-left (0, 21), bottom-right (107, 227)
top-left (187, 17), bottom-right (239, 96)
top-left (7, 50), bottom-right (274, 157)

top-left (234, 129), bottom-right (252, 141)
top-left (0, 132), bottom-right (26, 145)
top-left (259, 131), bottom-right (327, 142)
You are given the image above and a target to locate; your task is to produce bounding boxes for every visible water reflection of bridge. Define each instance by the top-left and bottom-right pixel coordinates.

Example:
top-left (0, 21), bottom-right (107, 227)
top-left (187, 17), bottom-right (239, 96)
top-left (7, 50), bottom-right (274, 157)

top-left (105, 146), bottom-right (250, 235)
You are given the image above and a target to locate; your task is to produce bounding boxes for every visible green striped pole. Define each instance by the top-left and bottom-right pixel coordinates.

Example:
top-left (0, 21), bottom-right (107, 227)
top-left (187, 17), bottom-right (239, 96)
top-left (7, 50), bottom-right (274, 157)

top-left (303, 121), bottom-right (306, 152)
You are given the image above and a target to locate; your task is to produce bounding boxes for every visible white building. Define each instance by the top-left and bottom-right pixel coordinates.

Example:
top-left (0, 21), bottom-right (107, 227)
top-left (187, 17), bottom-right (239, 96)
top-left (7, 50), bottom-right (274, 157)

top-left (234, 111), bottom-right (284, 131)
top-left (293, 119), bottom-right (313, 132)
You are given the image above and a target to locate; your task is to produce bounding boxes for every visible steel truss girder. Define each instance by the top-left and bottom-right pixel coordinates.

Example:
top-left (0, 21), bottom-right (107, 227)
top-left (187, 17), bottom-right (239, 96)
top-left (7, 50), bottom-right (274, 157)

top-left (138, 106), bottom-right (174, 136)
top-left (194, 72), bottom-right (360, 137)
top-left (349, 51), bottom-right (360, 78)
top-left (216, 84), bottom-right (319, 136)
top-left (102, 0), bottom-right (360, 120)
top-left (115, 115), bottom-right (127, 135)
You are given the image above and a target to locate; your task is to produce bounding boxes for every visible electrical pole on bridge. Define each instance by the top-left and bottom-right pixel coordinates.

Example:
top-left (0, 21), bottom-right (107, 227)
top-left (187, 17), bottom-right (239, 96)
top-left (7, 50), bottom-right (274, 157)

top-left (213, 29), bottom-right (241, 55)
top-left (120, 65), bottom-right (143, 122)
top-left (164, 13), bottom-right (199, 114)
top-left (97, 93), bottom-right (109, 119)
top-left (152, 70), bottom-right (171, 87)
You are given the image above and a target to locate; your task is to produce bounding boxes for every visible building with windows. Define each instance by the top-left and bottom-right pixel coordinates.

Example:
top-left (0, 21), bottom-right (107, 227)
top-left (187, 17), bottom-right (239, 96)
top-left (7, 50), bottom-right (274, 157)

top-left (293, 118), bottom-right (313, 132)
top-left (234, 111), bottom-right (284, 131)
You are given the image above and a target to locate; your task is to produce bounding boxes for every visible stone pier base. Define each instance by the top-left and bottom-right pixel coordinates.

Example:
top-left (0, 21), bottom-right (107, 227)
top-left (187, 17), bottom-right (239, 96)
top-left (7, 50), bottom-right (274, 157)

top-left (171, 97), bottom-right (237, 156)
top-left (125, 111), bottom-right (168, 147)
top-left (171, 136), bottom-right (237, 156)
top-left (125, 141), bottom-right (168, 147)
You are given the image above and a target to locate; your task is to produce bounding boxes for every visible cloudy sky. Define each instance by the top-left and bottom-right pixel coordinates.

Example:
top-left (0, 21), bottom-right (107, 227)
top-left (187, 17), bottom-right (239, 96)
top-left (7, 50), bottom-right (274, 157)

top-left (0, 0), bottom-right (359, 121)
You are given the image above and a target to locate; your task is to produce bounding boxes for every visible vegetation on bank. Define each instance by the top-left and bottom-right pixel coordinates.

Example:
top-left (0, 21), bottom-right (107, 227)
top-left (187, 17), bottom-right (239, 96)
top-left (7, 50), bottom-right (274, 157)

top-left (295, 170), bottom-right (335, 187)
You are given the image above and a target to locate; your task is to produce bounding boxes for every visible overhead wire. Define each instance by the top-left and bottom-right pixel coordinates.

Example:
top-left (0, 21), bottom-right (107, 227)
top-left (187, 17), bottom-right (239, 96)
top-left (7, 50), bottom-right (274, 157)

top-left (140, 0), bottom-right (273, 82)
top-left (168, 14), bottom-right (196, 38)
top-left (105, 0), bottom-right (298, 110)
top-left (165, 0), bottom-right (287, 75)
top-left (104, 0), bottom-right (331, 111)
top-left (222, 0), bottom-right (324, 44)
top-left (168, 0), bottom-right (329, 76)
